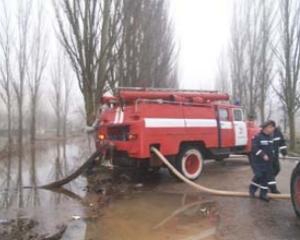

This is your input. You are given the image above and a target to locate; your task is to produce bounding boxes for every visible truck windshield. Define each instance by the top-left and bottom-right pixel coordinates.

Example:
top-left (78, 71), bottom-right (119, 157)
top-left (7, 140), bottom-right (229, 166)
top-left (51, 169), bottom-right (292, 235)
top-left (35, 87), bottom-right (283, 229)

top-left (233, 109), bottom-right (243, 121)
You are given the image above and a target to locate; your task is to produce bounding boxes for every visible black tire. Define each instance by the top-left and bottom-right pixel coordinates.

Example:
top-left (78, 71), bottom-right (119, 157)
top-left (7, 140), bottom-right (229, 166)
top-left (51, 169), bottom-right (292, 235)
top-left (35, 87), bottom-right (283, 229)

top-left (291, 162), bottom-right (300, 218)
top-left (174, 147), bottom-right (204, 180)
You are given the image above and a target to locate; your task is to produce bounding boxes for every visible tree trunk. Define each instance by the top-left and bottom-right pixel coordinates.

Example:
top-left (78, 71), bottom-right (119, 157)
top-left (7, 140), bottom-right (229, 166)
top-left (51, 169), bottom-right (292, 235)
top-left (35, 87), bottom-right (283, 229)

top-left (260, 100), bottom-right (265, 123)
top-left (7, 96), bottom-right (12, 154)
top-left (30, 99), bottom-right (37, 143)
top-left (56, 112), bottom-right (61, 137)
top-left (17, 99), bottom-right (23, 208)
top-left (63, 115), bottom-right (67, 139)
top-left (6, 96), bottom-right (12, 188)
top-left (288, 110), bottom-right (296, 150)
top-left (84, 91), bottom-right (95, 126)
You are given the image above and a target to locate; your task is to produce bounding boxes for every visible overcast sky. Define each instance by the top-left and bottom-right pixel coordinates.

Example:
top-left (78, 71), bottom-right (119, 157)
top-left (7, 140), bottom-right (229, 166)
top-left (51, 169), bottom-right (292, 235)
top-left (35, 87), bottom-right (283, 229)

top-left (2, 0), bottom-right (234, 93)
top-left (171, 0), bottom-right (234, 90)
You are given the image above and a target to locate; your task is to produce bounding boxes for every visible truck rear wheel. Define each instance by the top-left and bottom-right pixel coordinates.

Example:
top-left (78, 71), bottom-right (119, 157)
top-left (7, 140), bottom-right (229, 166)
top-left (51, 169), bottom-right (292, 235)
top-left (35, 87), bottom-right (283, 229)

top-left (175, 147), bottom-right (204, 180)
top-left (291, 162), bottom-right (300, 218)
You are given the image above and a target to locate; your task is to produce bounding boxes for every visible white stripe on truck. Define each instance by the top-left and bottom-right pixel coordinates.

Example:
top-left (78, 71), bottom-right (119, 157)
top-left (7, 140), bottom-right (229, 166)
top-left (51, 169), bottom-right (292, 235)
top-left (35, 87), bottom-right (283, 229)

top-left (145, 118), bottom-right (185, 128)
top-left (144, 118), bottom-right (219, 128)
top-left (114, 107), bottom-right (124, 124)
top-left (185, 119), bottom-right (217, 127)
top-left (220, 121), bottom-right (233, 129)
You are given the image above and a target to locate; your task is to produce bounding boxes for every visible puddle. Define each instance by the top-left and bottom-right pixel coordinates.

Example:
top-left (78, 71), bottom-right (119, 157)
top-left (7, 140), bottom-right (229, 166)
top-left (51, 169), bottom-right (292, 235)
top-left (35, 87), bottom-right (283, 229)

top-left (0, 137), bottom-right (219, 240)
top-left (87, 192), bottom-right (219, 240)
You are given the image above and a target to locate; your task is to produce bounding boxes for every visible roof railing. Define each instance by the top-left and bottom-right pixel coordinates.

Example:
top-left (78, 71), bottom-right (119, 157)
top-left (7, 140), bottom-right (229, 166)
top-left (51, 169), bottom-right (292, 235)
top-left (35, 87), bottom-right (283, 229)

top-left (117, 87), bottom-right (219, 94)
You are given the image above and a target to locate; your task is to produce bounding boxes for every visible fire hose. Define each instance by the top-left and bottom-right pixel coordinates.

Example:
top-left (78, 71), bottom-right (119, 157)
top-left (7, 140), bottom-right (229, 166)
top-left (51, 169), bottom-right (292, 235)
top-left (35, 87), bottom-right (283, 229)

top-left (150, 147), bottom-right (291, 200)
top-left (21, 150), bottom-right (102, 189)
top-left (23, 147), bottom-right (290, 201)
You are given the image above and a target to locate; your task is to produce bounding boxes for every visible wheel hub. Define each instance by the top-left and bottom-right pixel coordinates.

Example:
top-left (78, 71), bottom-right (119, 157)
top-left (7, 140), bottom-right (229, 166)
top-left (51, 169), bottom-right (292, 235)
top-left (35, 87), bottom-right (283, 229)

top-left (185, 154), bottom-right (200, 175)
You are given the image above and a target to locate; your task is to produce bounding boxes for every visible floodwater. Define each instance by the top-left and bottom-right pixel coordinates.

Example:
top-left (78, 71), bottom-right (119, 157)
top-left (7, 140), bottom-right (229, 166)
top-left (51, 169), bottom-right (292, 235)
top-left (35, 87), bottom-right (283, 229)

top-left (83, 192), bottom-right (218, 240)
top-left (0, 137), bottom-right (299, 239)
top-left (0, 138), bottom-right (219, 240)
top-left (0, 138), bottom-right (90, 239)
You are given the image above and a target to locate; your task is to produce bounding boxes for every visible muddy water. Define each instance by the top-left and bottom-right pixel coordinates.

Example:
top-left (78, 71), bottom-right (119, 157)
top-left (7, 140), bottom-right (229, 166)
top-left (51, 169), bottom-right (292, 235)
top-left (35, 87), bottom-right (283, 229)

top-left (0, 138), bottom-right (91, 239)
top-left (0, 138), bottom-right (219, 240)
top-left (84, 192), bottom-right (218, 240)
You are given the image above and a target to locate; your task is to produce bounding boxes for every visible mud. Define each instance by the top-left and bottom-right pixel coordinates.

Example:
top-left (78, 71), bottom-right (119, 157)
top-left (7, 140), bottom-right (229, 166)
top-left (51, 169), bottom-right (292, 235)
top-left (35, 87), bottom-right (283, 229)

top-left (0, 217), bottom-right (66, 240)
top-left (0, 137), bottom-right (299, 240)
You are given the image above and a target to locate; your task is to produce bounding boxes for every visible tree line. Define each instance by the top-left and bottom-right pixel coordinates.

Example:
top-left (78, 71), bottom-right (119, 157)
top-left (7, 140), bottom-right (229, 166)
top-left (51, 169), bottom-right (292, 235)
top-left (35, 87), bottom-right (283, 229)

top-left (55, 0), bottom-right (178, 126)
top-left (215, 0), bottom-right (300, 150)
top-left (0, 0), bottom-right (177, 194)
top-left (0, 0), bottom-right (177, 147)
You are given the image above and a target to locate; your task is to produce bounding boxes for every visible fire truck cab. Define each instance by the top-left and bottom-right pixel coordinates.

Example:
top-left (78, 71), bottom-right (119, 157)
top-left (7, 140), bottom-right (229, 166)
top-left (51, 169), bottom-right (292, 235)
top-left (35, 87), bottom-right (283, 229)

top-left (97, 88), bottom-right (259, 180)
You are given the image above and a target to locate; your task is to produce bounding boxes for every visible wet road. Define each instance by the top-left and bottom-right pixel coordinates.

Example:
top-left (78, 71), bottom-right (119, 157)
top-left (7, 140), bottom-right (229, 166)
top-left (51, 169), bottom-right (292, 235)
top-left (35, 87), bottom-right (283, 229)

top-left (0, 138), bottom-right (299, 239)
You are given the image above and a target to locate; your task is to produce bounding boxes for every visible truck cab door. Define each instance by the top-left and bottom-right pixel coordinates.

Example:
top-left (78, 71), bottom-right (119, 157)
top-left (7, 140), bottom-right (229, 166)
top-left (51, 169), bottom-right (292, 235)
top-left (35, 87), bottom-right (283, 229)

top-left (217, 107), bottom-right (234, 148)
top-left (233, 108), bottom-right (248, 146)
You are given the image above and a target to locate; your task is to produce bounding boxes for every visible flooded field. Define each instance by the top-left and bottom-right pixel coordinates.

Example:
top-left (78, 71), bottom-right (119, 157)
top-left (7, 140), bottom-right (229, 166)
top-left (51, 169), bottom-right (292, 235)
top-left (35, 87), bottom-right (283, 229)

top-left (0, 138), bottom-right (90, 239)
top-left (0, 138), bottom-right (219, 240)
top-left (0, 137), bottom-right (299, 240)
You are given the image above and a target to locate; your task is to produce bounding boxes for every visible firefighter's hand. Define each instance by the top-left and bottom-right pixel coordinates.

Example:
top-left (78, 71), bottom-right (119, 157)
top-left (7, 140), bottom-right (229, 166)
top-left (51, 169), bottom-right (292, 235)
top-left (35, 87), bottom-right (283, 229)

top-left (263, 155), bottom-right (269, 161)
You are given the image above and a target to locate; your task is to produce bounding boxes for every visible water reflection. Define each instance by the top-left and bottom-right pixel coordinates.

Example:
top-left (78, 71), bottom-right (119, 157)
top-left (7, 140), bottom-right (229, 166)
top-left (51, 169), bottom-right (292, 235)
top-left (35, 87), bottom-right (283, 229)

top-left (0, 138), bottom-right (90, 238)
top-left (0, 138), bottom-right (89, 207)
top-left (27, 145), bottom-right (40, 207)
top-left (1, 153), bottom-right (13, 209)
top-left (83, 192), bottom-right (219, 240)
top-left (0, 138), bottom-right (219, 240)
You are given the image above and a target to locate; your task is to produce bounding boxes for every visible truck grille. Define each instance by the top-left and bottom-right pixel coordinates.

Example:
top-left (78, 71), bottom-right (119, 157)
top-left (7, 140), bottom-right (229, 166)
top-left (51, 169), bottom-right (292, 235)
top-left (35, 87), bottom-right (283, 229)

top-left (107, 126), bottom-right (129, 141)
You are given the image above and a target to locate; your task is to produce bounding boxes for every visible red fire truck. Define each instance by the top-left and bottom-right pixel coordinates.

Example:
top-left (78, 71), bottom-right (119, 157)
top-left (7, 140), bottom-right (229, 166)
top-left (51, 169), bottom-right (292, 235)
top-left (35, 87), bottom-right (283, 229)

top-left (96, 88), bottom-right (259, 180)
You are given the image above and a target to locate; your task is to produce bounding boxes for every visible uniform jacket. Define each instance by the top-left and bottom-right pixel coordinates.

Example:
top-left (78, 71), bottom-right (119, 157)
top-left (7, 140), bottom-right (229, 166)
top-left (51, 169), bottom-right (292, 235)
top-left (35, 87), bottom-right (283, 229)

top-left (251, 131), bottom-right (274, 170)
top-left (273, 127), bottom-right (287, 157)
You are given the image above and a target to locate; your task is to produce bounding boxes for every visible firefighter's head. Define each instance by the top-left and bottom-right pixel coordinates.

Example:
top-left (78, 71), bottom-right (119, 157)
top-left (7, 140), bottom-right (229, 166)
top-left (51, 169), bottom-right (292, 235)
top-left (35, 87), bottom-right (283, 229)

top-left (261, 120), bottom-right (276, 135)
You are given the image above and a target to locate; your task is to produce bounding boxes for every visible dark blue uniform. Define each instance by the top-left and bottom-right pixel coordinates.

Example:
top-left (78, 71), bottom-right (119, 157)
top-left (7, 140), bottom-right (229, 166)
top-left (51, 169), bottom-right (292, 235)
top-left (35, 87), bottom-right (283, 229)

top-left (249, 131), bottom-right (276, 198)
top-left (272, 127), bottom-right (287, 177)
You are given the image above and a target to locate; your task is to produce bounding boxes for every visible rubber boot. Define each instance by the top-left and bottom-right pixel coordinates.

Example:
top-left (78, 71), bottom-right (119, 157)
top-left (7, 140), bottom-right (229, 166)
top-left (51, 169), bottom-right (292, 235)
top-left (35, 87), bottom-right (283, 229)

top-left (249, 184), bottom-right (258, 198)
top-left (269, 184), bottom-right (281, 194)
top-left (259, 189), bottom-right (270, 202)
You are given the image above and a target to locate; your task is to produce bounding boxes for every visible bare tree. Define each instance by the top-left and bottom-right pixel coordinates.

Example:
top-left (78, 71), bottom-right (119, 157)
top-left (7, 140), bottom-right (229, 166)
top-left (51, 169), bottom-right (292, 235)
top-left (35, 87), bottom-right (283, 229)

top-left (215, 50), bottom-right (230, 93)
top-left (54, 0), bottom-right (121, 126)
top-left (0, 1), bottom-right (13, 158)
top-left (28, 2), bottom-right (48, 143)
top-left (116, 0), bottom-right (177, 89)
top-left (14, 0), bottom-right (32, 204)
top-left (229, 0), bottom-right (274, 121)
top-left (55, 0), bottom-right (178, 127)
top-left (229, 1), bottom-right (247, 106)
top-left (256, 0), bottom-right (275, 123)
top-left (274, 0), bottom-right (300, 150)
top-left (51, 53), bottom-right (63, 138)
top-left (244, 0), bottom-right (261, 118)
top-left (62, 62), bottom-right (73, 139)
top-left (50, 50), bottom-right (73, 139)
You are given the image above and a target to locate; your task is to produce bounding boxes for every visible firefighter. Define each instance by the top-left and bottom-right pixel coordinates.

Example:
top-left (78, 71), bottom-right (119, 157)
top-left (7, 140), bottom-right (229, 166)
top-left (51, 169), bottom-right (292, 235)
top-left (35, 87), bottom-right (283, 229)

top-left (249, 120), bottom-right (277, 202)
top-left (270, 126), bottom-right (288, 193)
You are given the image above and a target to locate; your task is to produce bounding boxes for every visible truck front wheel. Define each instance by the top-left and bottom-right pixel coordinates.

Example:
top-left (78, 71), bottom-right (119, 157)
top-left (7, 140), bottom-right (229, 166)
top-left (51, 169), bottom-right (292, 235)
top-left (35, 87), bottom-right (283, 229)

top-left (291, 162), bottom-right (300, 218)
top-left (175, 147), bottom-right (204, 180)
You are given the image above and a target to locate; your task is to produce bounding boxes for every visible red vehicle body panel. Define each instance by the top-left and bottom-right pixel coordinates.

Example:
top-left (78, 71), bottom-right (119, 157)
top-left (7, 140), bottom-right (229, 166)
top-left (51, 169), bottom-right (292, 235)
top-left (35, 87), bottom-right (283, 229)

top-left (97, 89), bottom-right (259, 163)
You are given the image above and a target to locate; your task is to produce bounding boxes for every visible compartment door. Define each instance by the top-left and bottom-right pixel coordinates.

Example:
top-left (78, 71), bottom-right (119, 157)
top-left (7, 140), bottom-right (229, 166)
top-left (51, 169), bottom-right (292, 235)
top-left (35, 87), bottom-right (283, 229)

top-left (233, 109), bottom-right (248, 146)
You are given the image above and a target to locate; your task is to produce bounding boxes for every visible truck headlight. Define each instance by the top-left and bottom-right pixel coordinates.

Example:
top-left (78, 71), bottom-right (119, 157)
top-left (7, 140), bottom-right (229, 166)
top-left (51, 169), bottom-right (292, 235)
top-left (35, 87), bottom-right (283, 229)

top-left (98, 134), bottom-right (105, 140)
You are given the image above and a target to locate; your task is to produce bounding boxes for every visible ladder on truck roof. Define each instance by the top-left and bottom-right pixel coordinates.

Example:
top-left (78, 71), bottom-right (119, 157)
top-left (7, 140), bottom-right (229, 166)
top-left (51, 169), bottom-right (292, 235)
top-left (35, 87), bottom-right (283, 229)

top-left (117, 87), bottom-right (229, 103)
top-left (117, 87), bottom-right (219, 94)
